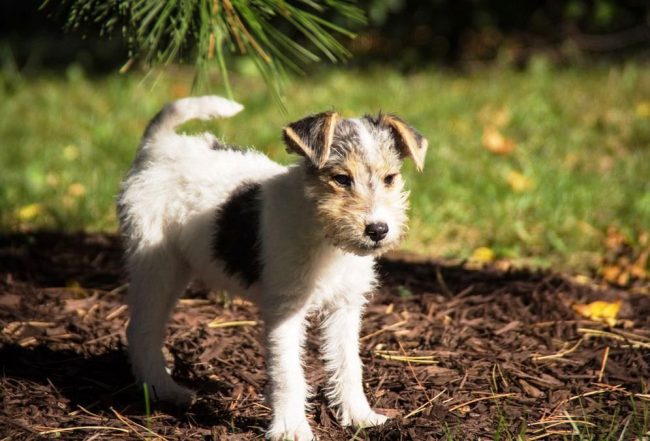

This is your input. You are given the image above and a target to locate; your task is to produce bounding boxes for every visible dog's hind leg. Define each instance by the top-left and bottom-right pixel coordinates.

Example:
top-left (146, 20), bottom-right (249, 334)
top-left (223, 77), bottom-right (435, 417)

top-left (125, 245), bottom-right (193, 406)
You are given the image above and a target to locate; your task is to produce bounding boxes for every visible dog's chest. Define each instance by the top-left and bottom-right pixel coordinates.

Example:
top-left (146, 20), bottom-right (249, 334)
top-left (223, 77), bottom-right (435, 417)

top-left (304, 251), bottom-right (377, 310)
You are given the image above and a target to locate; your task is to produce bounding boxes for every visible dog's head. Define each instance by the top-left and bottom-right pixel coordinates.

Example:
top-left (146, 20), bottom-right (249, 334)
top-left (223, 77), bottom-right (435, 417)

top-left (283, 111), bottom-right (428, 256)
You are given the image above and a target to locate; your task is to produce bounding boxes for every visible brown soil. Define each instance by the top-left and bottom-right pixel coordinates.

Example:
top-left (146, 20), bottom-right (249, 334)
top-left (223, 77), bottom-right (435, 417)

top-left (1, 232), bottom-right (648, 440)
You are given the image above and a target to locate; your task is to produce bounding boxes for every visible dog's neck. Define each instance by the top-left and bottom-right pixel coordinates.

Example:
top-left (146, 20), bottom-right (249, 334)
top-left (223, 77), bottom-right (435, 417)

top-left (264, 164), bottom-right (353, 260)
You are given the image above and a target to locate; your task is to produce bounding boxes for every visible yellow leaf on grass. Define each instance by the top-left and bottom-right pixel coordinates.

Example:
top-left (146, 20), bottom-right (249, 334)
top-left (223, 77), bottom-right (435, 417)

top-left (17, 203), bottom-right (43, 221)
top-left (506, 171), bottom-right (532, 192)
top-left (573, 299), bottom-right (621, 326)
top-left (68, 183), bottom-right (86, 197)
top-left (636, 101), bottom-right (650, 118)
top-left (482, 126), bottom-right (515, 155)
top-left (171, 83), bottom-right (190, 98)
top-left (46, 173), bottom-right (60, 188)
top-left (63, 145), bottom-right (80, 161)
top-left (470, 247), bottom-right (496, 263)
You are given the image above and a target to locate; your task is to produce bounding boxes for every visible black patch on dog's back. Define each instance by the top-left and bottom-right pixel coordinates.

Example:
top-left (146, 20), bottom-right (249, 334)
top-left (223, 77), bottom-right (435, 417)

top-left (212, 183), bottom-right (263, 286)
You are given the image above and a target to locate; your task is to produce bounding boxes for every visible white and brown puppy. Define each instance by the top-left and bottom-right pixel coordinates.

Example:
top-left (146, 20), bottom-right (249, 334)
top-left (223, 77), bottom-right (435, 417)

top-left (118, 96), bottom-right (427, 440)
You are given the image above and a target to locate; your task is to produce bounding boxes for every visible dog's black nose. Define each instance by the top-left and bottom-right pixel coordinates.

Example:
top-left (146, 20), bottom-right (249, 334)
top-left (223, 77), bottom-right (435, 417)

top-left (365, 222), bottom-right (389, 242)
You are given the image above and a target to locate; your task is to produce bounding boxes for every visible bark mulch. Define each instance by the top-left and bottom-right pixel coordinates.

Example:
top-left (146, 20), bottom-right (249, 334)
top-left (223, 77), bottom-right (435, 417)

top-left (0, 232), bottom-right (649, 440)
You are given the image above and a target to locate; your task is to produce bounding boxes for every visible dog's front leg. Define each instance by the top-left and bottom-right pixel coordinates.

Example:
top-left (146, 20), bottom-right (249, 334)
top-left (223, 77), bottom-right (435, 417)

top-left (321, 302), bottom-right (388, 428)
top-left (264, 307), bottom-right (314, 441)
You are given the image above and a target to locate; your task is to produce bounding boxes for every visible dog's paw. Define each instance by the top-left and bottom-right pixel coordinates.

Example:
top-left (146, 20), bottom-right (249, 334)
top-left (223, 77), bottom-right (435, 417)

top-left (266, 419), bottom-right (315, 441)
top-left (339, 407), bottom-right (389, 428)
top-left (352, 410), bottom-right (388, 428)
top-left (145, 381), bottom-right (195, 407)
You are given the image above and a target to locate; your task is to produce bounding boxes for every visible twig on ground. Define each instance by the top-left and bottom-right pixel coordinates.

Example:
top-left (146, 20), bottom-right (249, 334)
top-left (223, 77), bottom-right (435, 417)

top-left (38, 426), bottom-right (130, 435)
top-left (111, 407), bottom-right (167, 440)
top-left (578, 328), bottom-right (650, 349)
top-left (361, 320), bottom-right (407, 341)
top-left (448, 393), bottom-right (515, 412)
top-left (208, 319), bottom-right (257, 328)
top-left (105, 304), bottom-right (128, 320)
top-left (398, 340), bottom-right (432, 403)
top-left (597, 346), bottom-right (610, 382)
top-left (404, 389), bottom-right (447, 419)
top-left (617, 415), bottom-right (631, 441)
top-left (435, 266), bottom-right (454, 297)
top-left (532, 339), bottom-right (583, 361)
top-left (373, 350), bottom-right (437, 365)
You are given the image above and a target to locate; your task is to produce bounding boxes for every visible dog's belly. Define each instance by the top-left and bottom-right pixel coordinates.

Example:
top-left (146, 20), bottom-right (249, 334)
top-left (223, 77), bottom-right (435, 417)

top-left (175, 148), bottom-right (284, 301)
top-left (197, 264), bottom-right (263, 300)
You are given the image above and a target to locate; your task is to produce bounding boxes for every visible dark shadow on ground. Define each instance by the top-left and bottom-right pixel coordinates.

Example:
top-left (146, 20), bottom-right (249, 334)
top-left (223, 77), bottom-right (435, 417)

top-left (0, 344), bottom-right (137, 409)
top-left (1, 231), bottom-right (648, 440)
top-left (0, 343), bottom-right (267, 431)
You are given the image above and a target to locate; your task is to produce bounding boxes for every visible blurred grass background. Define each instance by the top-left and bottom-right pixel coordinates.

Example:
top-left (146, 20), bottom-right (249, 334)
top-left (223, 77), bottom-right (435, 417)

top-left (2, 59), bottom-right (649, 271)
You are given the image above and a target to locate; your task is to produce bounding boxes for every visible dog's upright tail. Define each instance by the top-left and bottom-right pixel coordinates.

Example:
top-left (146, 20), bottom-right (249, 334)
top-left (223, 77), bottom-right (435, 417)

top-left (142, 95), bottom-right (244, 143)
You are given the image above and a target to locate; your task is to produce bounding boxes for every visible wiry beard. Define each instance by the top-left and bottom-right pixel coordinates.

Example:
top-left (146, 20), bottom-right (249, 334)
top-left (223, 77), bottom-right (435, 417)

top-left (319, 214), bottom-right (407, 257)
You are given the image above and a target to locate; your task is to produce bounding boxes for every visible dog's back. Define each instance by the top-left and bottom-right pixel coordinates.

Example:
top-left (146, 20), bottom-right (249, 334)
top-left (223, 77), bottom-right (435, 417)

top-left (117, 96), bottom-right (284, 256)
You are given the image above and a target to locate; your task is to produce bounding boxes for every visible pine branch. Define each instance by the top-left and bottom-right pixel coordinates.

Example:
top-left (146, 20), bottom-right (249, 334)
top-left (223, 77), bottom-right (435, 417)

top-left (43, 0), bottom-right (365, 105)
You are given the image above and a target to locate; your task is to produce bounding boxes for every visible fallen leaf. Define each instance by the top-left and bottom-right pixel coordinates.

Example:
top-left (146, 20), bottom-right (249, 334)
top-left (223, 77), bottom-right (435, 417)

top-left (62, 196), bottom-right (75, 208)
top-left (470, 247), bottom-right (495, 263)
top-left (563, 153), bottom-right (579, 169)
top-left (17, 203), bottom-right (43, 221)
top-left (573, 299), bottom-right (621, 326)
top-left (63, 145), bottom-right (80, 161)
top-left (636, 101), bottom-right (650, 118)
top-left (493, 260), bottom-right (513, 271)
top-left (601, 265), bottom-right (622, 283)
top-left (478, 105), bottom-right (511, 127)
top-left (571, 274), bottom-right (593, 285)
top-left (67, 183), bottom-right (86, 197)
top-left (506, 171), bottom-right (532, 192)
top-left (482, 126), bottom-right (515, 155)
top-left (605, 226), bottom-right (626, 250)
top-left (630, 252), bottom-right (648, 279)
top-left (493, 107), bottom-right (511, 127)
top-left (171, 83), bottom-right (190, 98)
top-left (46, 173), bottom-right (60, 187)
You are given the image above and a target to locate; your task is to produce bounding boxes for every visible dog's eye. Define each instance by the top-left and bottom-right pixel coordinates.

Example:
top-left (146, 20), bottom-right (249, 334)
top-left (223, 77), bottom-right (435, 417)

top-left (333, 174), bottom-right (353, 187)
top-left (384, 174), bottom-right (397, 186)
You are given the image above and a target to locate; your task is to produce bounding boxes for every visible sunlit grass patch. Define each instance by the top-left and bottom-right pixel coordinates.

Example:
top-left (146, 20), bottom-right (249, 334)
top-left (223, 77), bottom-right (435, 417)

top-left (1, 62), bottom-right (649, 272)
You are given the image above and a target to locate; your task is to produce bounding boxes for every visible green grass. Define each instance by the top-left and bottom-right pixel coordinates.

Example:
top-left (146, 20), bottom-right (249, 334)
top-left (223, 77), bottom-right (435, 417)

top-left (1, 60), bottom-right (649, 270)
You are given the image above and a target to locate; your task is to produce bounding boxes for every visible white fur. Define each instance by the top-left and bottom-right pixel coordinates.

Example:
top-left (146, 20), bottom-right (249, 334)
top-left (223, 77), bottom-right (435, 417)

top-left (118, 96), bottom-right (390, 440)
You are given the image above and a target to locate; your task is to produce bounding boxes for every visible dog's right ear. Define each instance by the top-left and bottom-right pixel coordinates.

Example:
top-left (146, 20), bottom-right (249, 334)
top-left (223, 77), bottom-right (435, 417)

top-left (283, 111), bottom-right (339, 169)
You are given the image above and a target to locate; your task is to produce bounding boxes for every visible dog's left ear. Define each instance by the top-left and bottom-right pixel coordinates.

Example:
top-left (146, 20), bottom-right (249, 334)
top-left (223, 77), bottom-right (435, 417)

top-left (283, 111), bottom-right (339, 169)
top-left (380, 114), bottom-right (428, 171)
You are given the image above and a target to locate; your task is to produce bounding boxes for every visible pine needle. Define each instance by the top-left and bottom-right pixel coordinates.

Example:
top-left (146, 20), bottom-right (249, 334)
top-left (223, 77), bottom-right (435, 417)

top-left (38, 426), bottom-right (130, 435)
top-left (48, 0), bottom-right (366, 106)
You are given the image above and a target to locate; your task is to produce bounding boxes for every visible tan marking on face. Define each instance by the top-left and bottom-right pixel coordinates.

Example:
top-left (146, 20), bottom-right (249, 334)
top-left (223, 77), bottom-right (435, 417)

top-left (305, 142), bottom-right (409, 255)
